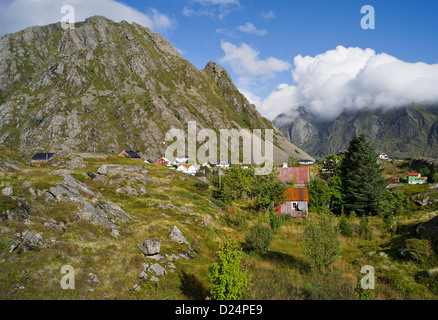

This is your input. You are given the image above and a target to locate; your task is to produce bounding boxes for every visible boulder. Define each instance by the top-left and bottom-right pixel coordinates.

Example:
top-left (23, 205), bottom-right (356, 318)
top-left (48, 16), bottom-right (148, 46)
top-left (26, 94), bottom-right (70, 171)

top-left (138, 239), bottom-right (161, 256)
top-left (2, 187), bottom-right (14, 197)
top-left (148, 263), bottom-right (167, 276)
top-left (20, 230), bottom-right (45, 251)
top-left (169, 225), bottom-right (187, 244)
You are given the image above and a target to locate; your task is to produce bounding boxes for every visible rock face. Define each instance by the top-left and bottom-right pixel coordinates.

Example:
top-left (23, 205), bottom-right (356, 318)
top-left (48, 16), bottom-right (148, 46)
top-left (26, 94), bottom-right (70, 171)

top-left (274, 104), bottom-right (438, 158)
top-left (45, 172), bottom-right (132, 229)
top-left (0, 16), bottom-right (313, 164)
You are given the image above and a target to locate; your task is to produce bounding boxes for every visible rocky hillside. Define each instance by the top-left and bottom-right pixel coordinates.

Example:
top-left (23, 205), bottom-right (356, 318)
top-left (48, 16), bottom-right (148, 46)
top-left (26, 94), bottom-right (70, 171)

top-left (0, 16), bottom-right (313, 164)
top-left (274, 104), bottom-right (438, 159)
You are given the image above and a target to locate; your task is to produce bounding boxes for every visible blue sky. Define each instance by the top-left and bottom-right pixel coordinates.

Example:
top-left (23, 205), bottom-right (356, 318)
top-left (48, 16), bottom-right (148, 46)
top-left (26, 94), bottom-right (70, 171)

top-left (1, 0), bottom-right (438, 120)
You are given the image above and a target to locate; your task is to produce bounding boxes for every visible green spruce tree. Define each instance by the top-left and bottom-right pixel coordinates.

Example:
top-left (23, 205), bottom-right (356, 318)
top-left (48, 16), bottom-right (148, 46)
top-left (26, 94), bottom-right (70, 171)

top-left (339, 134), bottom-right (387, 216)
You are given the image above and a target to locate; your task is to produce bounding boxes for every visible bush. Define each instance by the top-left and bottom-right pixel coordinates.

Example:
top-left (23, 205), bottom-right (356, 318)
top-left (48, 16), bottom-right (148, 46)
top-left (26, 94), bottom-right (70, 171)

top-left (194, 181), bottom-right (209, 191)
top-left (207, 239), bottom-right (252, 300)
top-left (245, 223), bottom-right (273, 252)
top-left (405, 238), bottom-right (434, 264)
top-left (359, 215), bottom-right (373, 240)
top-left (338, 214), bottom-right (354, 238)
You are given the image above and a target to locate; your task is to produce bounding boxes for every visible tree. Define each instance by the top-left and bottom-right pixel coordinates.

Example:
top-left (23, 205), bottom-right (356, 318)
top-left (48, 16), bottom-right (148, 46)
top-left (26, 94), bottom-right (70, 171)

top-left (307, 176), bottom-right (331, 214)
top-left (207, 239), bottom-right (252, 300)
top-left (302, 214), bottom-right (342, 274)
top-left (252, 166), bottom-right (287, 210)
top-left (339, 134), bottom-right (387, 216)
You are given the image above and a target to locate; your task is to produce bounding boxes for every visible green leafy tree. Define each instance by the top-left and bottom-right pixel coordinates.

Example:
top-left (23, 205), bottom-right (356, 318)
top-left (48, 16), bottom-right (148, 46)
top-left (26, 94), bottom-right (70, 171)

top-left (328, 173), bottom-right (343, 212)
top-left (379, 188), bottom-right (405, 234)
top-left (339, 134), bottom-right (387, 216)
top-left (307, 176), bottom-right (331, 214)
top-left (207, 239), bottom-right (252, 300)
top-left (252, 166), bottom-right (287, 210)
top-left (302, 214), bottom-right (342, 273)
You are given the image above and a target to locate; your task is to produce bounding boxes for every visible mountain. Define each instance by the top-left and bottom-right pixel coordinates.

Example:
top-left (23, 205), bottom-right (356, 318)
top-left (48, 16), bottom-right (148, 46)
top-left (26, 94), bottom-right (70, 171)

top-left (0, 16), bottom-right (313, 164)
top-left (274, 104), bottom-right (438, 159)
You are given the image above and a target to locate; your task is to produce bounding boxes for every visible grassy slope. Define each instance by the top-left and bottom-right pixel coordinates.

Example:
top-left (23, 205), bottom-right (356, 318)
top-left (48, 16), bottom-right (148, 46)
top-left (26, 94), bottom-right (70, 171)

top-left (0, 149), bottom-right (437, 300)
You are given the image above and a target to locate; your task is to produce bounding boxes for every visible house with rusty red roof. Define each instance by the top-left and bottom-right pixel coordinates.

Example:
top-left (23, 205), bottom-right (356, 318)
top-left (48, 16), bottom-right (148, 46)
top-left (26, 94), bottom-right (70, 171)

top-left (276, 187), bottom-right (309, 218)
top-left (277, 166), bottom-right (310, 186)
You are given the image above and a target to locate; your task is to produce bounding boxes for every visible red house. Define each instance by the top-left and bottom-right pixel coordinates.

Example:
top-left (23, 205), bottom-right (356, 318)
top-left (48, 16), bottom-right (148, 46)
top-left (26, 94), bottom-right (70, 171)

top-left (276, 187), bottom-right (309, 218)
top-left (277, 167), bottom-right (310, 186)
top-left (155, 157), bottom-right (170, 166)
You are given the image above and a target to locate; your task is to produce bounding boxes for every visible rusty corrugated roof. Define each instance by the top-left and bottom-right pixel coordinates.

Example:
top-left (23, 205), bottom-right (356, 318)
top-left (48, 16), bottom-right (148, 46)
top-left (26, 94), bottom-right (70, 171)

top-left (284, 187), bottom-right (309, 202)
top-left (278, 167), bottom-right (310, 185)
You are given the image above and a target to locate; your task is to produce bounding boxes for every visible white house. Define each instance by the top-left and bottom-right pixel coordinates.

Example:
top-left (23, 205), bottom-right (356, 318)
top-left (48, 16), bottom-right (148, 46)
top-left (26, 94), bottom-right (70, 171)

top-left (177, 164), bottom-right (190, 174)
top-left (379, 153), bottom-right (390, 161)
top-left (188, 165), bottom-right (201, 176)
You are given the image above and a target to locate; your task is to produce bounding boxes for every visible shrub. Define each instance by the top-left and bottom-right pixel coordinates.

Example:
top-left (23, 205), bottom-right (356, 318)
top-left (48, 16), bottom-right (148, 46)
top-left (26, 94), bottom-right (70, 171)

top-left (338, 214), bottom-right (353, 238)
top-left (359, 215), bottom-right (373, 240)
top-left (302, 214), bottom-right (342, 274)
top-left (194, 181), bottom-right (209, 191)
top-left (405, 238), bottom-right (434, 264)
top-left (207, 239), bottom-right (252, 300)
top-left (245, 223), bottom-right (273, 252)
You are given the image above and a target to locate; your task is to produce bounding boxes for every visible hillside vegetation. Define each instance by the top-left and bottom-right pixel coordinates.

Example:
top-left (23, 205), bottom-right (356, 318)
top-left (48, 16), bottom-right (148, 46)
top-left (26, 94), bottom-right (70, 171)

top-left (1, 145), bottom-right (437, 300)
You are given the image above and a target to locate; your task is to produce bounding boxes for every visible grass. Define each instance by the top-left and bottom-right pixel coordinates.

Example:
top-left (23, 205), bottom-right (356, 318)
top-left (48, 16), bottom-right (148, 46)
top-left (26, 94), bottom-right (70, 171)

top-left (1, 152), bottom-right (438, 300)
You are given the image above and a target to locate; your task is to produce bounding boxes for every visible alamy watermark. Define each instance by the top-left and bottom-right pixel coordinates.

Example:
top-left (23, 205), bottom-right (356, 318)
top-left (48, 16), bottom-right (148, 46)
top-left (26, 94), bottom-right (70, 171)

top-left (60, 265), bottom-right (75, 290)
top-left (165, 121), bottom-right (274, 175)
top-left (360, 265), bottom-right (375, 290)
top-left (61, 5), bottom-right (75, 30)
top-left (361, 5), bottom-right (375, 30)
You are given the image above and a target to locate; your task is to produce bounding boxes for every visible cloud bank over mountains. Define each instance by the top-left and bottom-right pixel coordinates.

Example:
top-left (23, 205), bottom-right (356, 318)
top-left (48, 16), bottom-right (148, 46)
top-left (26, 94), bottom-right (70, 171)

top-left (257, 45), bottom-right (438, 121)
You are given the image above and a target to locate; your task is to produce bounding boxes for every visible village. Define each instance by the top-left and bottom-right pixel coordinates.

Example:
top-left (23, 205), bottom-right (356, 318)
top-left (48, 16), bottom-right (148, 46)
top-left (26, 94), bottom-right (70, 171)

top-left (29, 149), bottom-right (431, 223)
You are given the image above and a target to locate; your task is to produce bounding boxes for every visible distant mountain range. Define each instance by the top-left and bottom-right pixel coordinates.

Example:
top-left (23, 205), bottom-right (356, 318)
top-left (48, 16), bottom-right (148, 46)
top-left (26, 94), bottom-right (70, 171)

top-left (273, 104), bottom-right (438, 159)
top-left (0, 16), bottom-right (314, 164)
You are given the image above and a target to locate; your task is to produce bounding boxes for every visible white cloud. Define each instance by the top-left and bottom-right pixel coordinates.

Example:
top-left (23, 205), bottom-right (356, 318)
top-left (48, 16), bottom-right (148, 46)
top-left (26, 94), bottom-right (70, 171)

top-left (262, 10), bottom-right (276, 20)
top-left (0, 0), bottom-right (175, 36)
top-left (183, 0), bottom-right (240, 19)
top-left (220, 41), bottom-right (291, 87)
top-left (238, 87), bottom-right (262, 107)
top-left (259, 45), bottom-right (438, 121)
top-left (237, 22), bottom-right (267, 36)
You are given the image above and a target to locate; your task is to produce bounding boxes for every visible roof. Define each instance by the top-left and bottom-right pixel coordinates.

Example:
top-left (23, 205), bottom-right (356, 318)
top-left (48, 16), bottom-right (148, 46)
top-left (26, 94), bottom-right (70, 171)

top-left (123, 151), bottom-right (141, 158)
top-left (284, 187), bottom-right (309, 202)
top-left (31, 153), bottom-right (55, 160)
top-left (419, 177), bottom-right (427, 180)
top-left (277, 167), bottom-right (310, 185)
top-left (408, 173), bottom-right (421, 176)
